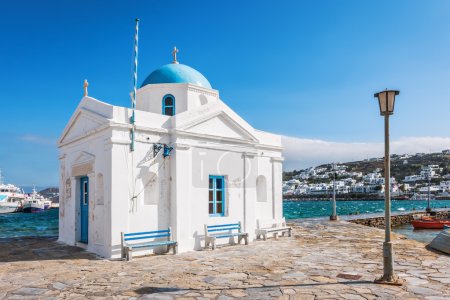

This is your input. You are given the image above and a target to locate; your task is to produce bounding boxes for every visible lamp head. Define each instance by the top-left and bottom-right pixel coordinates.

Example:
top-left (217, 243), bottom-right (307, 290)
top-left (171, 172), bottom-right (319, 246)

top-left (374, 89), bottom-right (399, 116)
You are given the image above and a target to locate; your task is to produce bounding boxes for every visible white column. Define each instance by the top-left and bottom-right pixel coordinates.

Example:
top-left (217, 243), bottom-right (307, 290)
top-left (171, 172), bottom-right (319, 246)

top-left (87, 172), bottom-right (95, 250)
top-left (109, 143), bottom-right (130, 258)
top-left (271, 157), bottom-right (284, 220)
top-left (242, 152), bottom-right (256, 240)
top-left (170, 144), bottom-right (192, 252)
top-left (58, 154), bottom-right (67, 243)
top-left (70, 176), bottom-right (78, 244)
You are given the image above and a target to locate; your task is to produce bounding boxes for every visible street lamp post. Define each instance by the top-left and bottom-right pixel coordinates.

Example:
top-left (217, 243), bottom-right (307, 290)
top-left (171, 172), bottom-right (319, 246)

top-left (426, 174), bottom-right (432, 213)
top-left (330, 164), bottom-right (338, 221)
top-left (373, 89), bottom-right (403, 285)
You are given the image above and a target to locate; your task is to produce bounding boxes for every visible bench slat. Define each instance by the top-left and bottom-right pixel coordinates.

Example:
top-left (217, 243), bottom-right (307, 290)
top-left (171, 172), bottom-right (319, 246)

top-left (208, 227), bottom-right (240, 233)
top-left (124, 229), bottom-right (170, 237)
top-left (263, 227), bottom-right (291, 232)
top-left (207, 223), bottom-right (240, 229)
top-left (124, 233), bottom-right (170, 241)
top-left (128, 241), bottom-right (177, 249)
top-left (212, 233), bottom-right (245, 239)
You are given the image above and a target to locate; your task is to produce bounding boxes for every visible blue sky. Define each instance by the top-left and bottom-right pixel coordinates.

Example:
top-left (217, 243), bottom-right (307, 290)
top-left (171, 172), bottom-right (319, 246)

top-left (1, 0), bottom-right (450, 186)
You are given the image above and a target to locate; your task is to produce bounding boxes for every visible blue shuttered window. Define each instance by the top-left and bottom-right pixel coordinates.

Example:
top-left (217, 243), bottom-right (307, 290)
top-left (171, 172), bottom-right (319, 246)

top-left (162, 94), bottom-right (175, 116)
top-left (209, 175), bottom-right (225, 216)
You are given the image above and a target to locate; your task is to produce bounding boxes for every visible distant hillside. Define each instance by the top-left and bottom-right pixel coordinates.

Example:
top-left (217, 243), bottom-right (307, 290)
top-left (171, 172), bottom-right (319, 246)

top-left (284, 151), bottom-right (450, 182)
top-left (39, 187), bottom-right (59, 203)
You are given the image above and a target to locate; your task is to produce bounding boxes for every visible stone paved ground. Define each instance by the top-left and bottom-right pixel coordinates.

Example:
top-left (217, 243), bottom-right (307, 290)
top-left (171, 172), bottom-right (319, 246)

top-left (0, 220), bottom-right (449, 299)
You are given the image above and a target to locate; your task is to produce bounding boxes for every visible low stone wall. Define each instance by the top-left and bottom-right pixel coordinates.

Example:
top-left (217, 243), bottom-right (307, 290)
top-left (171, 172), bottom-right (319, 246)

top-left (348, 210), bottom-right (450, 228)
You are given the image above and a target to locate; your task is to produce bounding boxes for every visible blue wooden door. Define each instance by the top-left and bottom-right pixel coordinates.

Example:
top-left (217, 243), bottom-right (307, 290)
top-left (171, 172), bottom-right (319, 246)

top-left (80, 176), bottom-right (89, 243)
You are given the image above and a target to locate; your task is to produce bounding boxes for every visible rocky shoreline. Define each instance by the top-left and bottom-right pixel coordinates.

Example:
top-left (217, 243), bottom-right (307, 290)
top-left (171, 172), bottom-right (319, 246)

top-left (348, 210), bottom-right (450, 228)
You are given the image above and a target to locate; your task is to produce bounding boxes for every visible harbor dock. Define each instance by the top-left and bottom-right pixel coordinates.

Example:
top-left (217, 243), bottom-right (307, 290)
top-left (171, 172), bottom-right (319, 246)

top-left (0, 219), bottom-right (449, 299)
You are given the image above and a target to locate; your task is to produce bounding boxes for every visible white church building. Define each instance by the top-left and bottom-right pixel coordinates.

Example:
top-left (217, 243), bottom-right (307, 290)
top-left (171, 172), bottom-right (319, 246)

top-left (58, 50), bottom-right (284, 258)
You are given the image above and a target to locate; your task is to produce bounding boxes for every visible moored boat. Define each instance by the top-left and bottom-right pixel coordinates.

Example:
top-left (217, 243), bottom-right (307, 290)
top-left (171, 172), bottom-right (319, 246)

top-left (0, 170), bottom-right (26, 214)
top-left (429, 226), bottom-right (450, 254)
top-left (43, 200), bottom-right (52, 210)
top-left (412, 217), bottom-right (450, 229)
top-left (23, 187), bottom-right (47, 213)
top-left (410, 193), bottom-right (427, 200)
top-left (22, 199), bottom-right (45, 213)
top-left (0, 195), bottom-right (23, 213)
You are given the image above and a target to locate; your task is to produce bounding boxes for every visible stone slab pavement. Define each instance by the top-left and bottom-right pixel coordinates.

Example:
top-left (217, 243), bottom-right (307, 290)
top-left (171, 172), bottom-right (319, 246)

top-left (0, 220), bottom-right (449, 299)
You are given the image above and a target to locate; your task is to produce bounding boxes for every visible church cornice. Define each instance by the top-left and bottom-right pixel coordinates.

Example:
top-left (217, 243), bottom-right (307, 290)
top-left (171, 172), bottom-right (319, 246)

top-left (270, 157), bottom-right (285, 163)
top-left (172, 129), bottom-right (257, 146)
top-left (137, 82), bottom-right (219, 98)
top-left (187, 85), bottom-right (219, 98)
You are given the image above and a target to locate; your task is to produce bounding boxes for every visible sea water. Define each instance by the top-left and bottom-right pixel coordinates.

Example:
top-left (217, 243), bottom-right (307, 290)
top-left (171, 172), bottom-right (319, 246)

top-left (0, 209), bottom-right (59, 238)
top-left (283, 199), bottom-right (450, 219)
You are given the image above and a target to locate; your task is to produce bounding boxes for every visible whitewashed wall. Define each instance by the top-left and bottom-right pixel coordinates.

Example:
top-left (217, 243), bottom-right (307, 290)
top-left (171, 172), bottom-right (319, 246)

top-left (58, 129), bottom-right (112, 258)
top-left (59, 82), bottom-right (283, 259)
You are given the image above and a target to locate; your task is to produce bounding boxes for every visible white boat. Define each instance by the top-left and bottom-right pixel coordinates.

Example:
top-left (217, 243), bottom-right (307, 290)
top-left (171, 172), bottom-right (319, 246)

top-left (43, 200), bottom-right (52, 210)
top-left (429, 226), bottom-right (450, 255)
top-left (22, 198), bottom-right (45, 213)
top-left (410, 193), bottom-right (434, 201)
top-left (0, 170), bottom-right (26, 214)
top-left (23, 187), bottom-right (47, 213)
top-left (0, 194), bottom-right (22, 214)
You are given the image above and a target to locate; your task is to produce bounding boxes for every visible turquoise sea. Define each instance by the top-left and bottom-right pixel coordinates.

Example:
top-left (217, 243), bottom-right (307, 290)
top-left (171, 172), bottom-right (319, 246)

top-left (283, 199), bottom-right (450, 219)
top-left (0, 209), bottom-right (59, 238)
top-left (0, 200), bottom-right (448, 239)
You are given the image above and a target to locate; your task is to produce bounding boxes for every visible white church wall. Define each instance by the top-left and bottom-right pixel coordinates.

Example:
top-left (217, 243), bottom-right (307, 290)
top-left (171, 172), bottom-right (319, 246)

top-left (184, 147), bottom-right (258, 250)
top-left (136, 83), bottom-right (221, 117)
top-left (136, 83), bottom-right (188, 115)
top-left (170, 146), bottom-right (192, 253)
top-left (172, 102), bottom-right (220, 130)
top-left (82, 97), bottom-right (114, 119)
top-left (254, 130), bottom-right (282, 147)
top-left (271, 158), bottom-right (284, 220)
top-left (108, 131), bottom-right (173, 258)
top-left (187, 86), bottom-right (219, 109)
top-left (255, 156), bottom-right (276, 221)
top-left (58, 129), bottom-right (113, 258)
top-left (89, 142), bottom-right (113, 257)
top-left (134, 110), bottom-right (171, 130)
top-left (58, 155), bottom-right (76, 246)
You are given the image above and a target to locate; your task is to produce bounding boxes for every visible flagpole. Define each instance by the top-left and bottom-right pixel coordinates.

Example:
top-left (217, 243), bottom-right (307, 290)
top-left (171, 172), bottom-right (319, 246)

top-left (130, 18), bottom-right (139, 152)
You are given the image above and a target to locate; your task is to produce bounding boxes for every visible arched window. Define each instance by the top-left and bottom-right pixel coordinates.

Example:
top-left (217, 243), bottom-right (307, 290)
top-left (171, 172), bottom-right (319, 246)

top-left (162, 94), bottom-right (175, 116)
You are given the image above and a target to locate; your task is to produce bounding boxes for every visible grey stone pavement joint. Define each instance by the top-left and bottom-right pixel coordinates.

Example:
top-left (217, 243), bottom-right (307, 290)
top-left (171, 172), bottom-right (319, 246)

top-left (0, 220), bottom-right (449, 299)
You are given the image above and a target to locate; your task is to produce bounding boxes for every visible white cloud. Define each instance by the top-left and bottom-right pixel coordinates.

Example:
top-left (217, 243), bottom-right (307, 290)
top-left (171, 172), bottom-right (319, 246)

top-left (19, 135), bottom-right (55, 145)
top-left (282, 136), bottom-right (450, 170)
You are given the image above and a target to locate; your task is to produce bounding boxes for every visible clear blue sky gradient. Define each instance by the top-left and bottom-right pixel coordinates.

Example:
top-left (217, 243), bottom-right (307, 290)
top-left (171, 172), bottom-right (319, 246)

top-left (1, 0), bottom-right (450, 186)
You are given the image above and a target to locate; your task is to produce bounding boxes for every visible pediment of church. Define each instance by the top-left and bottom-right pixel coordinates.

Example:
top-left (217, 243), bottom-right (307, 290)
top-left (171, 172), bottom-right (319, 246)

top-left (180, 112), bottom-right (257, 142)
top-left (71, 151), bottom-right (95, 176)
top-left (59, 110), bottom-right (107, 145)
top-left (72, 151), bottom-right (95, 166)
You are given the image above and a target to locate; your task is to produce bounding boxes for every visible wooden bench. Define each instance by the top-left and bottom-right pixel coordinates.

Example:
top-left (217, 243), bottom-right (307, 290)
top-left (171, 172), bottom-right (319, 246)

top-left (121, 227), bottom-right (177, 261)
top-left (204, 222), bottom-right (248, 250)
top-left (256, 218), bottom-right (292, 240)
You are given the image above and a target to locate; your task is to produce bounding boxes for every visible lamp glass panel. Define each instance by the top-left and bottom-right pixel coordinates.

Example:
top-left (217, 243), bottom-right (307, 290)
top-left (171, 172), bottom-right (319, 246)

top-left (377, 92), bottom-right (387, 114)
top-left (387, 91), bottom-right (396, 113)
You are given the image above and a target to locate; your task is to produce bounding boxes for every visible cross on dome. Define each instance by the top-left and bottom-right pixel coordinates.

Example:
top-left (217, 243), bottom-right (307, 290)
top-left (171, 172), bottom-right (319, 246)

top-left (172, 46), bottom-right (179, 64)
top-left (83, 79), bottom-right (89, 97)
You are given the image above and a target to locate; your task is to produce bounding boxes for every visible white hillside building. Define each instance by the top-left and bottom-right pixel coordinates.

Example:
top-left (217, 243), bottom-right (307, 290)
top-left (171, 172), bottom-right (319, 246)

top-left (58, 53), bottom-right (284, 258)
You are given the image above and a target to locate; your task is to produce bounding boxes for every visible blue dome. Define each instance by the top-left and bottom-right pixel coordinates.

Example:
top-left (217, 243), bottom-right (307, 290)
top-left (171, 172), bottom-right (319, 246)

top-left (141, 63), bottom-right (212, 89)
